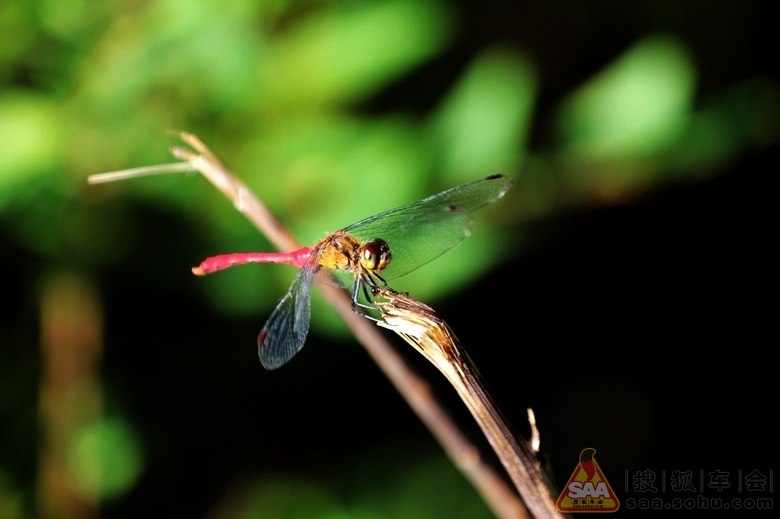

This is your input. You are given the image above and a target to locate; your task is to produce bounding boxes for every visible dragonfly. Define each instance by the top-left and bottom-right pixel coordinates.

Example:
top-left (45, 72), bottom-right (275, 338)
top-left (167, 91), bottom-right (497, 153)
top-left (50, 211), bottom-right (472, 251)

top-left (192, 174), bottom-right (513, 369)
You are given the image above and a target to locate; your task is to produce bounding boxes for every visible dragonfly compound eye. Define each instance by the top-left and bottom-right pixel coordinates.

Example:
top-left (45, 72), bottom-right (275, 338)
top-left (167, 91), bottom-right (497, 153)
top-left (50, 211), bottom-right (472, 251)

top-left (360, 238), bottom-right (392, 272)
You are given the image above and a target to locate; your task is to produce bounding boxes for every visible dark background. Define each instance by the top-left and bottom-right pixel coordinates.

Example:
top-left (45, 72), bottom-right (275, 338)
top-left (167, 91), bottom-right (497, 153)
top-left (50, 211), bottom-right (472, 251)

top-left (1, 0), bottom-right (776, 517)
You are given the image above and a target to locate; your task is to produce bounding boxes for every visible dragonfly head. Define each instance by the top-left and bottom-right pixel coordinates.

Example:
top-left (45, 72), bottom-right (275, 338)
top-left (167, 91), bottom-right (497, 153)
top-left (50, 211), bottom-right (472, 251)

top-left (360, 238), bottom-right (392, 273)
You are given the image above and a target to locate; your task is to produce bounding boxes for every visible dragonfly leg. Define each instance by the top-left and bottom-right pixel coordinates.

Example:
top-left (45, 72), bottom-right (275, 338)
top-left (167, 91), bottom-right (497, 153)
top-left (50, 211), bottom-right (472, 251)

top-left (361, 281), bottom-right (373, 305)
top-left (350, 282), bottom-right (377, 312)
top-left (350, 274), bottom-right (377, 311)
top-left (350, 278), bottom-right (361, 311)
top-left (358, 311), bottom-right (380, 323)
top-left (349, 273), bottom-right (380, 312)
top-left (361, 271), bottom-right (385, 301)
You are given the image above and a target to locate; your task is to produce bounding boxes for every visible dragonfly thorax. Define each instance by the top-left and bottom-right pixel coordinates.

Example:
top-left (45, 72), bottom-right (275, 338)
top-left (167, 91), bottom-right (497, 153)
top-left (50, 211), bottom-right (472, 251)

top-left (359, 238), bottom-right (392, 273)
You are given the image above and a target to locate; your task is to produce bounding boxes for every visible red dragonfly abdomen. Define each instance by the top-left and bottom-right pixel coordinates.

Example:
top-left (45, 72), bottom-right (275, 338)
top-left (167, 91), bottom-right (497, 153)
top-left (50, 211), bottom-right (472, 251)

top-left (192, 247), bottom-right (314, 276)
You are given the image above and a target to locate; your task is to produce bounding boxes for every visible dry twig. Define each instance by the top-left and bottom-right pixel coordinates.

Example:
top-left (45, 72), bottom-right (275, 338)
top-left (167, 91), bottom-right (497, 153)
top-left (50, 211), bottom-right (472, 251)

top-left (372, 287), bottom-right (563, 519)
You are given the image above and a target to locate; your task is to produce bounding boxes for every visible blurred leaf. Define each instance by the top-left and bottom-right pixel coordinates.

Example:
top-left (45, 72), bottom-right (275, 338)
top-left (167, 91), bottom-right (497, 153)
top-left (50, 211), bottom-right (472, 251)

top-left (351, 448), bottom-right (493, 519)
top-left (67, 416), bottom-right (144, 501)
top-left (660, 108), bottom-right (738, 174)
top-left (40, 0), bottom-right (109, 42)
top-left (234, 115), bottom-right (429, 244)
top-left (0, 94), bottom-right (63, 209)
top-left (238, 478), bottom-right (344, 519)
top-left (259, 0), bottom-right (454, 106)
top-left (0, 1), bottom-right (36, 71)
top-left (0, 470), bottom-right (25, 519)
top-left (661, 77), bottom-right (780, 176)
top-left (8, 190), bottom-right (131, 266)
top-left (431, 47), bottom-right (537, 181)
top-left (73, 0), bottom-right (264, 117)
top-left (557, 35), bottom-right (695, 160)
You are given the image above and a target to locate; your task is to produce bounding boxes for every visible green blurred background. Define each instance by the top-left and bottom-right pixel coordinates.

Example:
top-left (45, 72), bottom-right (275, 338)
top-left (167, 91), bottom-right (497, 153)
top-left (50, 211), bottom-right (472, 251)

top-left (1, 0), bottom-right (776, 517)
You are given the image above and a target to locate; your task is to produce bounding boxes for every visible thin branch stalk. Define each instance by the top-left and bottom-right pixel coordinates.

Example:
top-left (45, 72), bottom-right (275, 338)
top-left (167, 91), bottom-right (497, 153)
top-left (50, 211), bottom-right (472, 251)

top-left (372, 288), bottom-right (564, 519)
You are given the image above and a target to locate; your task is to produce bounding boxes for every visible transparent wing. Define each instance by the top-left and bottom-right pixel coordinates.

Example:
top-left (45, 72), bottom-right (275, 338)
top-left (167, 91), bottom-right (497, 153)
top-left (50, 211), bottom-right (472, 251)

top-left (257, 260), bottom-right (318, 369)
top-left (342, 175), bottom-right (512, 280)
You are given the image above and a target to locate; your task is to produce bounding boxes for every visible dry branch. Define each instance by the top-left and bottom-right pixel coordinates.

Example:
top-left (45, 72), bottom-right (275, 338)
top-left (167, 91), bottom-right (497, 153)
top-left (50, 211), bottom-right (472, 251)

top-left (89, 133), bottom-right (547, 518)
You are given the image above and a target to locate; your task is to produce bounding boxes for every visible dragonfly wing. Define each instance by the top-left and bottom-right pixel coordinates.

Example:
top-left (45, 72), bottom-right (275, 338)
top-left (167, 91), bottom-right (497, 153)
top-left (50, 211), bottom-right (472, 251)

top-left (257, 263), bottom-right (317, 369)
top-left (342, 175), bottom-right (512, 280)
